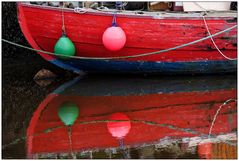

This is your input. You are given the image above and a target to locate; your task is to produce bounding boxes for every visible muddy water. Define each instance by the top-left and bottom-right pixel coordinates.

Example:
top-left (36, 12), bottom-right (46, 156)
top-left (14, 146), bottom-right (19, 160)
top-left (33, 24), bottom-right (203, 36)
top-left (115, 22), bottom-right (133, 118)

top-left (2, 71), bottom-right (237, 159)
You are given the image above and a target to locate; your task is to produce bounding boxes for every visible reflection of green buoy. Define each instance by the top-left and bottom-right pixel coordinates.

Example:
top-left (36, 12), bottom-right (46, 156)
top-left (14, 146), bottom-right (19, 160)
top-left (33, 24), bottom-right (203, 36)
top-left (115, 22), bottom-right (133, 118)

top-left (58, 102), bottom-right (79, 159)
top-left (58, 102), bottom-right (79, 126)
top-left (54, 33), bottom-right (76, 59)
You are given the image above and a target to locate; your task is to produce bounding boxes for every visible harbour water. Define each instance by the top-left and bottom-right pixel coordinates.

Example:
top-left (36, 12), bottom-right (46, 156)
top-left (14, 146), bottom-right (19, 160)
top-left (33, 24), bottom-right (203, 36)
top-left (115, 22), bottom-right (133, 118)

top-left (2, 68), bottom-right (237, 158)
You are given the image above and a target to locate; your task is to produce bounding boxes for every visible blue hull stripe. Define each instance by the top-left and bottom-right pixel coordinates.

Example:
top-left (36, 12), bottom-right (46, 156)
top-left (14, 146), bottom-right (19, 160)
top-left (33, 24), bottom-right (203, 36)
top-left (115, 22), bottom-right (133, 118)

top-left (51, 59), bottom-right (83, 74)
top-left (50, 59), bottom-right (237, 74)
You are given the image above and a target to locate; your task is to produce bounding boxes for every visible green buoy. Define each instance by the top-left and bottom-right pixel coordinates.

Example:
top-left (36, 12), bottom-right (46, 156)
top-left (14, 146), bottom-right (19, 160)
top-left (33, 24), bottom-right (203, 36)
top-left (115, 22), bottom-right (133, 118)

top-left (58, 102), bottom-right (79, 126)
top-left (54, 33), bottom-right (76, 59)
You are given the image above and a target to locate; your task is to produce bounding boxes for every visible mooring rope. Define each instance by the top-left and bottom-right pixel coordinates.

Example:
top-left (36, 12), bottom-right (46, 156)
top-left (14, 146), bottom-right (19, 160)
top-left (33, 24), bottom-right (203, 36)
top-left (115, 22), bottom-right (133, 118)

top-left (193, 2), bottom-right (215, 12)
top-left (61, 2), bottom-right (66, 34)
top-left (202, 15), bottom-right (237, 60)
top-left (67, 126), bottom-right (76, 159)
top-left (1, 119), bottom-right (202, 150)
top-left (74, 6), bottom-right (88, 14)
top-left (2, 24), bottom-right (237, 60)
top-left (118, 139), bottom-right (129, 159)
top-left (208, 99), bottom-right (237, 139)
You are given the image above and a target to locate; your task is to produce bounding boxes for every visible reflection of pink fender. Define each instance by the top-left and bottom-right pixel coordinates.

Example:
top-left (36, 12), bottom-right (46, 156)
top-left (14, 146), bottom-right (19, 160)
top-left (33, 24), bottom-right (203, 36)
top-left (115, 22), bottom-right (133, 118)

top-left (107, 113), bottom-right (131, 139)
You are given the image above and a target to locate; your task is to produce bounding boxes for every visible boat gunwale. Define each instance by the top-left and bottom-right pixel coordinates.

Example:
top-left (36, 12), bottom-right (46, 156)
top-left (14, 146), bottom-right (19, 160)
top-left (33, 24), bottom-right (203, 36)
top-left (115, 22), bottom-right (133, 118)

top-left (18, 2), bottom-right (237, 20)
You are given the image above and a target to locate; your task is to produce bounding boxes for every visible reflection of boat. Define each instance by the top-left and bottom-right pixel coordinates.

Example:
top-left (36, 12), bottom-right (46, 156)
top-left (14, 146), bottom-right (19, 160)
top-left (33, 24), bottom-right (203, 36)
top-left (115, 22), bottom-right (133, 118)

top-left (18, 2), bottom-right (237, 74)
top-left (27, 75), bottom-right (237, 158)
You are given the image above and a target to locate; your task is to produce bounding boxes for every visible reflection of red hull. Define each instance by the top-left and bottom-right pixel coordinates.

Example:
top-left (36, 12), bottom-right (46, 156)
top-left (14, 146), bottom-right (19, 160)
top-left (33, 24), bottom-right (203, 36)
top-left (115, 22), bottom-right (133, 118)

top-left (18, 3), bottom-right (237, 73)
top-left (27, 89), bottom-right (237, 157)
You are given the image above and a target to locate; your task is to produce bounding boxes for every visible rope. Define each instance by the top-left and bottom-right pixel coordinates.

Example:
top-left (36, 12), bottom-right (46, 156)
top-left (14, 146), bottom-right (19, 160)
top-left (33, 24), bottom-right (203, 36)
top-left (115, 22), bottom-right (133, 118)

top-left (74, 7), bottom-right (88, 14)
top-left (118, 139), bottom-right (129, 159)
top-left (112, 12), bottom-right (117, 26)
top-left (193, 2), bottom-right (214, 13)
top-left (202, 15), bottom-right (237, 60)
top-left (122, 2), bottom-right (128, 10)
top-left (2, 119), bottom-right (201, 150)
top-left (193, 0), bottom-right (237, 61)
top-left (208, 99), bottom-right (237, 139)
top-left (67, 126), bottom-right (76, 159)
top-left (61, 2), bottom-right (66, 34)
top-left (2, 24), bottom-right (237, 60)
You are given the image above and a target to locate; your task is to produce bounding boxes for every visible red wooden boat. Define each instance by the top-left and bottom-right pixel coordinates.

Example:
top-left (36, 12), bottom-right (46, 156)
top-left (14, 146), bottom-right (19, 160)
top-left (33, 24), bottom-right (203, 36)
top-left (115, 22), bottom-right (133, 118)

top-left (27, 75), bottom-right (237, 158)
top-left (17, 2), bottom-right (237, 74)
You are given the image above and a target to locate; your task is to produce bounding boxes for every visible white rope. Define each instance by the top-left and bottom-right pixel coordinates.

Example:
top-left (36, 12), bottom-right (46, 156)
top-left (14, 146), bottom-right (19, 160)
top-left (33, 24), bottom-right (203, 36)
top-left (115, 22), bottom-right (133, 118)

top-left (74, 7), bottom-right (88, 14)
top-left (202, 15), bottom-right (237, 60)
top-left (193, 2), bottom-right (215, 12)
top-left (208, 99), bottom-right (237, 139)
top-left (61, 2), bottom-right (65, 33)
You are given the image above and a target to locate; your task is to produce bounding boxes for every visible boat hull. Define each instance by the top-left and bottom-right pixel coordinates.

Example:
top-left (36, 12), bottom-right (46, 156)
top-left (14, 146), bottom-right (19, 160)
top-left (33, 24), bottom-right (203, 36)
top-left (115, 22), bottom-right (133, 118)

top-left (17, 3), bottom-right (237, 74)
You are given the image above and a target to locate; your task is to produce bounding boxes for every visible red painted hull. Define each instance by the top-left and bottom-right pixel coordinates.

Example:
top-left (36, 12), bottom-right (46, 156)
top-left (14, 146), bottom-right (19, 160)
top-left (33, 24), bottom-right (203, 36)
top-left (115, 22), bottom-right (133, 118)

top-left (27, 87), bottom-right (237, 157)
top-left (17, 3), bottom-right (237, 73)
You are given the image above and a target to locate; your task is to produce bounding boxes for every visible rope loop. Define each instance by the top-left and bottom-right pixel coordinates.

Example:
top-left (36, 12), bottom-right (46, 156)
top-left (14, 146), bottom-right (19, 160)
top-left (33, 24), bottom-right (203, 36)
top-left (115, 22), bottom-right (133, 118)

top-left (112, 12), bottom-right (117, 26)
top-left (208, 98), bottom-right (237, 139)
top-left (74, 7), bottom-right (88, 14)
top-left (202, 15), bottom-right (237, 60)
